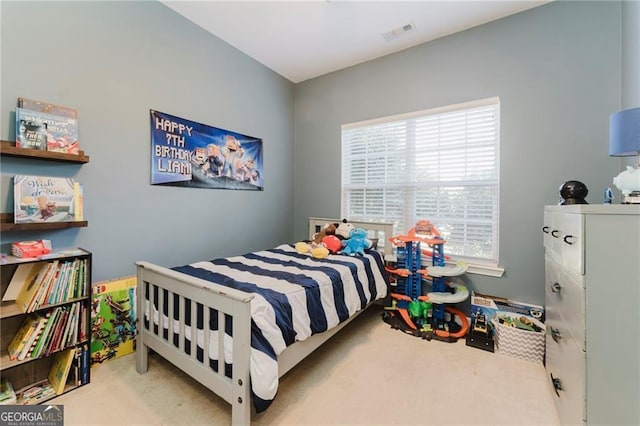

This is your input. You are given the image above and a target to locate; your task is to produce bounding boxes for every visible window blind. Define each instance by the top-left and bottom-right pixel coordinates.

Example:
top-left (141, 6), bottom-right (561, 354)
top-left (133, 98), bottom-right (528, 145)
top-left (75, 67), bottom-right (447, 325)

top-left (342, 97), bottom-right (500, 265)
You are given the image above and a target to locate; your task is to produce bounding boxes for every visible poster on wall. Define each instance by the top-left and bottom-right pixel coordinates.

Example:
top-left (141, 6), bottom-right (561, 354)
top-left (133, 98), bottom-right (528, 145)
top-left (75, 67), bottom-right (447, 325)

top-left (150, 110), bottom-right (263, 190)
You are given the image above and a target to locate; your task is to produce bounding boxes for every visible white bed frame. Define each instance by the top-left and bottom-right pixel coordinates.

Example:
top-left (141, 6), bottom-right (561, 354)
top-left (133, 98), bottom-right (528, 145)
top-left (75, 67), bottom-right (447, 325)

top-left (135, 218), bottom-right (394, 425)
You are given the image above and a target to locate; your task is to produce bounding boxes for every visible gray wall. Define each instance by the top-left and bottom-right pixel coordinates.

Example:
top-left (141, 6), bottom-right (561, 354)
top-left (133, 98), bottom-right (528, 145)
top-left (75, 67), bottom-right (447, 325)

top-left (0, 1), bottom-right (295, 282)
top-left (293, 1), bottom-right (622, 305)
top-left (0, 1), bottom-right (632, 307)
top-left (621, 0), bottom-right (640, 169)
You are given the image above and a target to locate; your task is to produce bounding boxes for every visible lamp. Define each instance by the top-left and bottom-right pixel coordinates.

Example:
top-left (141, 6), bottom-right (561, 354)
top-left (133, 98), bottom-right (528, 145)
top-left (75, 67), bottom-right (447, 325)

top-left (609, 107), bottom-right (640, 203)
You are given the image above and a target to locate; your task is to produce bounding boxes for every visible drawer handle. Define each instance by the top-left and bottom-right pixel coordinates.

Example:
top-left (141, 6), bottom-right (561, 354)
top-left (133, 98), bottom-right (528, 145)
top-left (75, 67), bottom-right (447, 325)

top-left (563, 235), bottom-right (575, 245)
top-left (550, 282), bottom-right (562, 293)
top-left (542, 226), bottom-right (550, 234)
top-left (550, 373), bottom-right (563, 397)
top-left (550, 327), bottom-right (562, 343)
top-left (551, 230), bottom-right (560, 238)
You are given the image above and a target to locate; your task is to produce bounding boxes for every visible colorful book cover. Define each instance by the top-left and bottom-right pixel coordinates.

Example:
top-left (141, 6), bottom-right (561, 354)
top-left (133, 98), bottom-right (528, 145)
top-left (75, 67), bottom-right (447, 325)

top-left (0, 379), bottom-right (17, 405)
top-left (90, 276), bottom-right (137, 365)
top-left (48, 348), bottom-right (75, 395)
top-left (7, 316), bottom-right (39, 360)
top-left (14, 262), bottom-right (48, 313)
top-left (13, 175), bottom-right (76, 223)
top-left (18, 313), bottom-right (47, 361)
top-left (15, 107), bottom-right (79, 154)
top-left (17, 97), bottom-right (78, 119)
top-left (16, 116), bottom-right (47, 150)
top-left (3, 262), bottom-right (44, 302)
top-left (73, 182), bottom-right (83, 221)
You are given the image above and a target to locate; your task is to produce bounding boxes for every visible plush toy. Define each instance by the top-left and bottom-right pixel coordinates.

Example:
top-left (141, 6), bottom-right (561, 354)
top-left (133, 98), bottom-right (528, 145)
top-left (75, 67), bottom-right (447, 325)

top-left (312, 222), bottom-right (338, 244)
top-left (295, 241), bottom-right (330, 259)
top-left (340, 228), bottom-right (372, 256)
top-left (295, 241), bottom-right (312, 254)
top-left (322, 235), bottom-right (342, 254)
top-left (311, 245), bottom-right (330, 259)
top-left (335, 219), bottom-right (354, 240)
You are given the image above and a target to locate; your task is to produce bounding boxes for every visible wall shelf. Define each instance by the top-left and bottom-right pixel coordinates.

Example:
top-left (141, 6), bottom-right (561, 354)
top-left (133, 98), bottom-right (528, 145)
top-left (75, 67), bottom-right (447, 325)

top-left (0, 213), bottom-right (87, 232)
top-left (0, 141), bottom-right (89, 163)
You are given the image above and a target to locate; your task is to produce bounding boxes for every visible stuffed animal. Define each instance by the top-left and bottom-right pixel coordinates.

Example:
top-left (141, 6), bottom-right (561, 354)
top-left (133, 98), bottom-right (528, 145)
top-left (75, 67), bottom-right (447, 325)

top-left (322, 235), bottom-right (342, 254)
top-left (295, 241), bottom-right (312, 254)
top-left (295, 241), bottom-right (330, 259)
top-left (335, 219), bottom-right (355, 240)
top-left (313, 222), bottom-right (338, 244)
top-left (311, 245), bottom-right (330, 259)
top-left (341, 228), bottom-right (372, 256)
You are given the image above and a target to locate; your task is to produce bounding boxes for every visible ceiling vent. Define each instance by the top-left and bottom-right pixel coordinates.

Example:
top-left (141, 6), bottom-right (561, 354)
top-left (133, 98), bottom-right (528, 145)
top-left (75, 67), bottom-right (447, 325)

top-left (382, 22), bottom-right (415, 42)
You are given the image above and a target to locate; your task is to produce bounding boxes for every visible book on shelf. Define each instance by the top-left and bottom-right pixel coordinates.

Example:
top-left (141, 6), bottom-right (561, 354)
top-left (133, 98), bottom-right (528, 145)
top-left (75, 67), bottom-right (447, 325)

top-left (3, 261), bottom-right (43, 302)
top-left (68, 343), bottom-right (89, 386)
top-left (14, 261), bottom-right (48, 313)
top-left (48, 348), bottom-right (75, 395)
top-left (15, 379), bottom-right (56, 405)
top-left (74, 182), bottom-right (84, 221)
top-left (31, 308), bottom-right (60, 359)
top-left (7, 315), bottom-right (40, 360)
top-left (16, 114), bottom-right (47, 150)
top-left (80, 343), bottom-right (89, 385)
top-left (18, 313), bottom-right (47, 361)
top-left (13, 175), bottom-right (81, 224)
top-left (17, 98), bottom-right (78, 119)
top-left (15, 107), bottom-right (79, 154)
top-left (0, 379), bottom-right (17, 405)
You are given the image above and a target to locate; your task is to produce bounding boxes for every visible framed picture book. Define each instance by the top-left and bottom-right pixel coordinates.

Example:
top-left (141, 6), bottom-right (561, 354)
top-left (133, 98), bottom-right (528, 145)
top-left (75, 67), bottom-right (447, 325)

top-left (150, 110), bottom-right (264, 190)
top-left (13, 175), bottom-right (78, 223)
top-left (15, 107), bottom-right (79, 154)
top-left (17, 97), bottom-right (78, 119)
top-left (16, 116), bottom-right (48, 150)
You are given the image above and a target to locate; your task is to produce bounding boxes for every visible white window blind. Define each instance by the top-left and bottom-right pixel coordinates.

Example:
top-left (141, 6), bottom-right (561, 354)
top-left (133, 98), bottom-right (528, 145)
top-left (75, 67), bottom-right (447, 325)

top-left (341, 97), bottom-right (500, 265)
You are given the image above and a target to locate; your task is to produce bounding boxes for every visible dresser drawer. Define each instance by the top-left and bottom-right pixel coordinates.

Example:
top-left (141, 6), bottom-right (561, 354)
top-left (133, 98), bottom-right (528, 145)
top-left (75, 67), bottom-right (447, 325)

top-left (543, 211), bottom-right (584, 275)
top-left (545, 256), bottom-right (585, 349)
top-left (546, 322), bottom-right (585, 426)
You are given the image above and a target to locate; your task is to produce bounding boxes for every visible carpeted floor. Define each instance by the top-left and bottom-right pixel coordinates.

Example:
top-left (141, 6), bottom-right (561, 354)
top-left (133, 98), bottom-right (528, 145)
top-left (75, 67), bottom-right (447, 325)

top-left (53, 305), bottom-right (560, 425)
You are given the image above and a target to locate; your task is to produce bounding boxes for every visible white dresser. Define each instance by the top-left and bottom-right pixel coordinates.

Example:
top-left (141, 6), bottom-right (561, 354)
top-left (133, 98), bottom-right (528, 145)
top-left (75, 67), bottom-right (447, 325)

top-left (543, 204), bottom-right (640, 425)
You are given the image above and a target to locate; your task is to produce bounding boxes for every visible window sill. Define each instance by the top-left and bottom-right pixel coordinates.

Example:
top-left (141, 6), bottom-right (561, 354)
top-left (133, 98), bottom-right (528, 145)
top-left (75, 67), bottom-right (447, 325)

top-left (466, 263), bottom-right (504, 278)
top-left (384, 254), bottom-right (504, 278)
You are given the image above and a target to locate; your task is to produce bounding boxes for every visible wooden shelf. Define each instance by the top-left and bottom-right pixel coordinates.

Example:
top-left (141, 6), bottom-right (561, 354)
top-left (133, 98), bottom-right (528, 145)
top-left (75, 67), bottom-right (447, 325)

top-left (0, 339), bottom-right (89, 370)
top-left (0, 141), bottom-right (89, 163)
top-left (0, 213), bottom-right (87, 232)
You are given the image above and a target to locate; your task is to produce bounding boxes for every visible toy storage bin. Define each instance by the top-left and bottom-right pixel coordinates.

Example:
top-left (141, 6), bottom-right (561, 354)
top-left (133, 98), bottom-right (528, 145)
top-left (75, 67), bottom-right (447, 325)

top-left (493, 318), bottom-right (545, 363)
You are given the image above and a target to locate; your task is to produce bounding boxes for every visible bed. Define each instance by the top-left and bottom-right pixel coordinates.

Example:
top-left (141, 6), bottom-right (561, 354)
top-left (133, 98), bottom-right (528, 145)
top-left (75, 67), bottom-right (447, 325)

top-left (135, 218), bottom-right (394, 425)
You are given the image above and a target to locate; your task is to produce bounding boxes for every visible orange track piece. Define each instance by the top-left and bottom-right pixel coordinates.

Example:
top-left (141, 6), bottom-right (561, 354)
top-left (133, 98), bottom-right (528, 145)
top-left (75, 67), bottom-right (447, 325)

top-left (398, 308), bottom-right (417, 330)
top-left (434, 306), bottom-right (469, 339)
top-left (390, 293), bottom-right (413, 302)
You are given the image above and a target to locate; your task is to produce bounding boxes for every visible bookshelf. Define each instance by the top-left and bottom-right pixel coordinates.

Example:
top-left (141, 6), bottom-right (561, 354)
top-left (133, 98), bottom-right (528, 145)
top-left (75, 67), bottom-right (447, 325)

top-left (0, 250), bottom-right (92, 404)
top-left (0, 137), bottom-right (91, 404)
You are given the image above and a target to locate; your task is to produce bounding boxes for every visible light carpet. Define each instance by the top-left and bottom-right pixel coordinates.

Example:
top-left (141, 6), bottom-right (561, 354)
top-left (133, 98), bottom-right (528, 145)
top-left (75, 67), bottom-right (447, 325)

top-left (53, 305), bottom-right (560, 425)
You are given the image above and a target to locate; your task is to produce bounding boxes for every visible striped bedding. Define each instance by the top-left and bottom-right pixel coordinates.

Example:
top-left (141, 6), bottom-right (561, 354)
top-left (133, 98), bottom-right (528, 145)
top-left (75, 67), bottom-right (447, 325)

top-left (144, 244), bottom-right (388, 412)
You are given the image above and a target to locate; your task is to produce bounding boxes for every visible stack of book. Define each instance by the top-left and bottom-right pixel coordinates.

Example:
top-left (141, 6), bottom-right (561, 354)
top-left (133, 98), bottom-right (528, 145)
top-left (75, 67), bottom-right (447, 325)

top-left (3, 258), bottom-right (89, 314)
top-left (7, 302), bottom-right (86, 362)
top-left (15, 97), bottom-right (79, 154)
top-left (0, 379), bottom-right (17, 405)
top-left (14, 380), bottom-right (56, 405)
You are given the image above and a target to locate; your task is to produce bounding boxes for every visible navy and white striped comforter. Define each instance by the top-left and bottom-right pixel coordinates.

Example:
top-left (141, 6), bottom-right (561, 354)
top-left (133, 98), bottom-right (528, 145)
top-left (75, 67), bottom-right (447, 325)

top-left (149, 244), bottom-right (388, 412)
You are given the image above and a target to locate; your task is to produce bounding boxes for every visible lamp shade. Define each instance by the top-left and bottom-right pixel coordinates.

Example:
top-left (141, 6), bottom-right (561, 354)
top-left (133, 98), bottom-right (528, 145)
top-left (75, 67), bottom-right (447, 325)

top-left (609, 107), bottom-right (640, 156)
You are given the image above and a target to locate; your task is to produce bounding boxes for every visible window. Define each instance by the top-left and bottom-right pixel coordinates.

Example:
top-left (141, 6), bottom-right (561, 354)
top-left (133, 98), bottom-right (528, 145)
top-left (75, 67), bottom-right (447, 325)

top-left (341, 97), bottom-right (501, 270)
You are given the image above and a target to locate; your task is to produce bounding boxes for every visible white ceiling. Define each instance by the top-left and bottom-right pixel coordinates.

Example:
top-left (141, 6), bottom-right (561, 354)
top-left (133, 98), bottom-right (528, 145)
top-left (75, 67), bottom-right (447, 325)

top-left (162, 0), bottom-right (550, 83)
